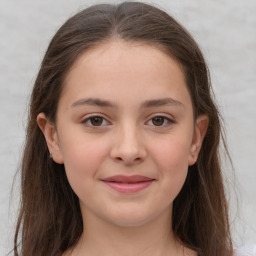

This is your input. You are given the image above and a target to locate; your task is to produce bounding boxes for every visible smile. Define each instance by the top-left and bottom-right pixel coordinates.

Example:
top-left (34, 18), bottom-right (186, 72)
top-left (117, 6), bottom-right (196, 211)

top-left (101, 175), bottom-right (155, 193)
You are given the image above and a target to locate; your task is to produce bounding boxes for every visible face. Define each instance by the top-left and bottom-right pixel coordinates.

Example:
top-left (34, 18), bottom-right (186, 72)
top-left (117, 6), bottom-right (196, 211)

top-left (38, 40), bottom-right (208, 227)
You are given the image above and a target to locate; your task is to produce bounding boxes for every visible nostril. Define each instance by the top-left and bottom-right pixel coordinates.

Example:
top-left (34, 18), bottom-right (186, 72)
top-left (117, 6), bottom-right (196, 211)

top-left (114, 156), bottom-right (142, 165)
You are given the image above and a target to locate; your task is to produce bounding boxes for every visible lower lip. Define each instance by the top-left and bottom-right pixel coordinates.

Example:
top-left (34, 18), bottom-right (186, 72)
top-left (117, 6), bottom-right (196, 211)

top-left (103, 180), bottom-right (154, 193)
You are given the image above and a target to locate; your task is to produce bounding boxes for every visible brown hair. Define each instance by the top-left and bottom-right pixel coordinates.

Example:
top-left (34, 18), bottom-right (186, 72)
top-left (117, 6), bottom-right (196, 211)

top-left (14, 2), bottom-right (233, 256)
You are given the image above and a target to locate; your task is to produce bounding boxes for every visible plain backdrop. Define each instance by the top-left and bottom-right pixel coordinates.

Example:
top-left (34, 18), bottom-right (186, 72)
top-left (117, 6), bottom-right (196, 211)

top-left (0, 0), bottom-right (255, 254)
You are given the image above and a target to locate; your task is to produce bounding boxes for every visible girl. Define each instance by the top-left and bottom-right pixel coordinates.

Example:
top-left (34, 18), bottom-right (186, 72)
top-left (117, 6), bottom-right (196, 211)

top-left (13, 2), bottom-right (255, 256)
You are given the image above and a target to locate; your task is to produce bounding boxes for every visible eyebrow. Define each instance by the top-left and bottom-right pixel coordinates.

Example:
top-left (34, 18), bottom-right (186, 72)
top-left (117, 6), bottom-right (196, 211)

top-left (71, 97), bottom-right (184, 109)
top-left (140, 97), bottom-right (184, 109)
top-left (71, 98), bottom-right (117, 108)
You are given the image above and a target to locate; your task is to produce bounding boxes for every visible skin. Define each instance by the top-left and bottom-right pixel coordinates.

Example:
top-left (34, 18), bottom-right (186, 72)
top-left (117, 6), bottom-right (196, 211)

top-left (38, 40), bottom-right (208, 256)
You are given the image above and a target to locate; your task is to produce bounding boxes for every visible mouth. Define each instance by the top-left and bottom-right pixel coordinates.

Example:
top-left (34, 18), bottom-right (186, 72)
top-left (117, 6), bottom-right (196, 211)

top-left (101, 175), bottom-right (155, 193)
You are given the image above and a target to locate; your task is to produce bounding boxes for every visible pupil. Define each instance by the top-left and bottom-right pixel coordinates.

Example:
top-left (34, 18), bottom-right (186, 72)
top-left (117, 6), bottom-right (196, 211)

top-left (91, 117), bottom-right (103, 126)
top-left (153, 117), bottom-right (164, 126)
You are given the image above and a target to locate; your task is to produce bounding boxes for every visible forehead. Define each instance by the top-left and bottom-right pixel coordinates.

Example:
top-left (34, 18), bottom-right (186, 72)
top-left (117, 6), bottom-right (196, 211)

top-left (60, 39), bottom-right (192, 110)
top-left (65, 40), bottom-right (184, 79)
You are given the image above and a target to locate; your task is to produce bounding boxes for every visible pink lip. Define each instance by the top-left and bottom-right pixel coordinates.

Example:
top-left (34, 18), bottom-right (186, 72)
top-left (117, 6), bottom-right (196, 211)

top-left (101, 175), bottom-right (155, 193)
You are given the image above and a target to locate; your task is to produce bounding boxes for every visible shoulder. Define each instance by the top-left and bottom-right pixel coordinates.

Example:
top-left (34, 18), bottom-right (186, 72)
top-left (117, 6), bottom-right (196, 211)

top-left (234, 244), bottom-right (256, 256)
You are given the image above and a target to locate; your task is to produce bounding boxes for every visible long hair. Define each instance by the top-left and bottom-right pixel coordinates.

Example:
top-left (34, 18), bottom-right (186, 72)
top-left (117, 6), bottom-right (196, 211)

top-left (14, 2), bottom-right (233, 256)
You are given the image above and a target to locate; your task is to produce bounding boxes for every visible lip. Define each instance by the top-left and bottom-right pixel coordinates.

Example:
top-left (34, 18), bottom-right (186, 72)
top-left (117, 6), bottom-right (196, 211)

top-left (101, 175), bottom-right (155, 193)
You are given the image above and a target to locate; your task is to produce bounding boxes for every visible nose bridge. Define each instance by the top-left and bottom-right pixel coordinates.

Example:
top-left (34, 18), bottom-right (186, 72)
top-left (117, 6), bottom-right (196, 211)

top-left (110, 120), bottom-right (146, 165)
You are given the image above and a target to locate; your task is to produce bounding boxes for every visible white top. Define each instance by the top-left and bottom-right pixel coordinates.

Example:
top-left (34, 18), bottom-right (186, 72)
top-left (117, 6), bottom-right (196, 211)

top-left (234, 245), bottom-right (256, 256)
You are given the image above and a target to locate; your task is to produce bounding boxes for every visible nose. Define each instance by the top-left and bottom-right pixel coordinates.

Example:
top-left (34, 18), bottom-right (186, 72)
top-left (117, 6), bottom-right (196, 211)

top-left (110, 123), bottom-right (147, 166)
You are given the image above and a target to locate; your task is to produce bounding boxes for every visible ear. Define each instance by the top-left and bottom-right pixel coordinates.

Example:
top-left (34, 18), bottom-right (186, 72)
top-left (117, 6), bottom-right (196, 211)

top-left (188, 114), bottom-right (209, 166)
top-left (37, 113), bottom-right (64, 164)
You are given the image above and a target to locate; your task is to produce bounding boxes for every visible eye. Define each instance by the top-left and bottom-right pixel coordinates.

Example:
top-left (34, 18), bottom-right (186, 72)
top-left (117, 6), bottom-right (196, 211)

top-left (147, 116), bottom-right (174, 127)
top-left (82, 115), bottom-right (110, 127)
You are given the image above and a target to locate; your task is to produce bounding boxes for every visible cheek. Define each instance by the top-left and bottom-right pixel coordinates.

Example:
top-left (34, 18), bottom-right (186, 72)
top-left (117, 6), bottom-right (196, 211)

top-left (149, 136), bottom-right (191, 196)
top-left (59, 136), bottom-right (109, 192)
top-left (151, 135), bottom-right (191, 169)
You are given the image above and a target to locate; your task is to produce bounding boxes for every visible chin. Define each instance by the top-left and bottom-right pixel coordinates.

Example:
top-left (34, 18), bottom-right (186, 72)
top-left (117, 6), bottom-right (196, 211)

top-left (109, 217), bottom-right (152, 228)
top-left (103, 208), bottom-right (161, 228)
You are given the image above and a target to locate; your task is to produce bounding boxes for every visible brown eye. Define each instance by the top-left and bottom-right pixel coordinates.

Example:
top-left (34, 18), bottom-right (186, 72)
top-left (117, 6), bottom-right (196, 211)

top-left (82, 116), bottom-right (109, 127)
top-left (152, 116), bottom-right (165, 126)
top-left (90, 117), bottom-right (103, 126)
top-left (147, 116), bottom-right (174, 127)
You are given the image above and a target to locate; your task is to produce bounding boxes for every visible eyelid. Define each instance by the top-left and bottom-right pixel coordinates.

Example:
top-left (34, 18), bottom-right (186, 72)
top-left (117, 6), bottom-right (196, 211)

top-left (81, 114), bottom-right (111, 127)
top-left (80, 113), bottom-right (175, 128)
top-left (145, 114), bottom-right (176, 127)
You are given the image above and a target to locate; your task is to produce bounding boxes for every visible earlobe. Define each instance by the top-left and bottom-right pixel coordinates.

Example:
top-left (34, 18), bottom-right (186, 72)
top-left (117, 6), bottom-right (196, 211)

top-left (188, 115), bottom-right (209, 166)
top-left (37, 113), bottom-right (64, 164)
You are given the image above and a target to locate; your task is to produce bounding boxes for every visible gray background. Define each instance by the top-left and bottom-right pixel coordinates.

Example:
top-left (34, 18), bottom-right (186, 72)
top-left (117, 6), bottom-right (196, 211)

top-left (0, 0), bottom-right (255, 254)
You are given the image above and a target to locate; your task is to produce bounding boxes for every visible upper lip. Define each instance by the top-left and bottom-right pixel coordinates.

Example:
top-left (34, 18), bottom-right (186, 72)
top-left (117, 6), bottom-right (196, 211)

top-left (101, 175), bottom-right (155, 183)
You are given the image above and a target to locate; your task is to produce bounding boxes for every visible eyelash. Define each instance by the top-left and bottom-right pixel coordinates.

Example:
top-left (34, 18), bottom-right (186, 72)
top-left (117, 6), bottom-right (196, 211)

top-left (81, 114), bottom-right (110, 127)
top-left (146, 115), bottom-right (175, 127)
top-left (81, 114), bottom-right (175, 128)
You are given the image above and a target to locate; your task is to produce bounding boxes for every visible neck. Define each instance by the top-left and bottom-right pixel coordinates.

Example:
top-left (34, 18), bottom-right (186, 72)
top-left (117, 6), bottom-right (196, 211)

top-left (69, 206), bottom-right (195, 256)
